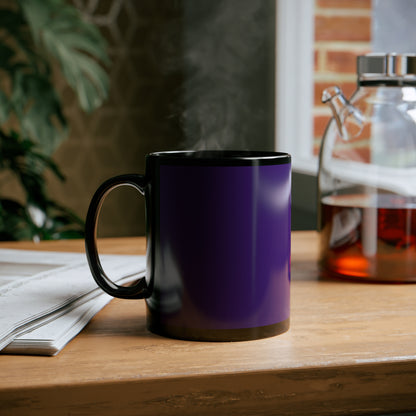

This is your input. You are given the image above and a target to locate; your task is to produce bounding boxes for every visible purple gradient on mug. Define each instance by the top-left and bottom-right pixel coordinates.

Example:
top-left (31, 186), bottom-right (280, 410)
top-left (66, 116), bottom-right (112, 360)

top-left (151, 162), bottom-right (291, 330)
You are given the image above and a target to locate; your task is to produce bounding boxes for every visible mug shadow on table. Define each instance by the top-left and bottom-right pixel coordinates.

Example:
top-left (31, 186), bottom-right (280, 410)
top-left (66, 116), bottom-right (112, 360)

top-left (84, 304), bottom-right (159, 339)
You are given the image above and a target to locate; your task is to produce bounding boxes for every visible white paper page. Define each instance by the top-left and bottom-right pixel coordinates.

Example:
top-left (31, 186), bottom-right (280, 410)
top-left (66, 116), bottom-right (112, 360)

top-left (2, 270), bottom-right (145, 356)
top-left (0, 249), bottom-right (145, 352)
top-left (3, 295), bottom-right (111, 355)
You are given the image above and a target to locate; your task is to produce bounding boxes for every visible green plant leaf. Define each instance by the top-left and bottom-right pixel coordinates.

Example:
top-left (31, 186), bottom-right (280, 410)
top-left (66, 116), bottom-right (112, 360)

top-left (0, 0), bottom-right (105, 241)
top-left (0, 130), bottom-right (85, 241)
top-left (11, 71), bottom-right (67, 154)
top-left (18, 0), bottom-right (110, 113)
top-left (0, 91), bottom-right (10, 124)
top-left (0, 130), bottom-right (64, 207)
top-left (0, 8), bottom-right (44, 72)
top-left (0, 198), bottom-right (33, 241)
top-left (0, 43), bottom-right (15, 71)
top-left (0, 9), bottom-right (26, 45)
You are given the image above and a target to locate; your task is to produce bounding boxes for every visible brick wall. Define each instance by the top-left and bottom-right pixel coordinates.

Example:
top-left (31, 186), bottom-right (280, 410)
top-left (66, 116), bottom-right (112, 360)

top-left (313, 0), bottom-right (372, 155)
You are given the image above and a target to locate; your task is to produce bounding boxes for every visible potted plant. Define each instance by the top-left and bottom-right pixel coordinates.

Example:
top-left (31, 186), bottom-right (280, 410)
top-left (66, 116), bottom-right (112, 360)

top-left (0, 0), bottom-right (109, 240)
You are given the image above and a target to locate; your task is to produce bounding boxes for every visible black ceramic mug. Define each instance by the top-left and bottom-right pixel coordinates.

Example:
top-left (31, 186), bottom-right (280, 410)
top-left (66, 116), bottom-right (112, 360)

top-left (85, 150), bottom-right (291, 341)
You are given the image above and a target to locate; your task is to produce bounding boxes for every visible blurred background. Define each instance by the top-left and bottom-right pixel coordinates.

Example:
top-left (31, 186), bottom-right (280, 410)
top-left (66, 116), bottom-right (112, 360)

top-left (55, 0), bottom-right (276, 238)
top-left (0, 0), bottom-right (275, 239)
top-left (1, 0), bottom-right (412, 240)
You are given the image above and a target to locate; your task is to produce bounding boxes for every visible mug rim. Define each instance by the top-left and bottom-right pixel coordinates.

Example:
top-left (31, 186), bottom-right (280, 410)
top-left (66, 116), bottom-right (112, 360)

top-left (147, 150), bottom-right (291, 166)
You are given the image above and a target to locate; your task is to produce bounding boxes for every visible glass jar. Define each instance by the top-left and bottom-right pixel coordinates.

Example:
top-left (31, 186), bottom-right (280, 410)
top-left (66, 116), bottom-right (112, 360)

top-left (318, 53), bottom-right (416, 282)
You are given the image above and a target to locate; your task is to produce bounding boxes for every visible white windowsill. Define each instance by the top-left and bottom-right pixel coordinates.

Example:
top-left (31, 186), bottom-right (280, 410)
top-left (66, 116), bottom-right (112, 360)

top-left (275, 0), bottom-right (316, 178)
top-left (292, 156), bottom-right (319, 176)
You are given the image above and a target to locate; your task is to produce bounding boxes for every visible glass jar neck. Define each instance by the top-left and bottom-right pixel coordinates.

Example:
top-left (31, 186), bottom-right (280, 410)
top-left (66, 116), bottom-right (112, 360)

top-left (359, 77), bottom-right (416, 87)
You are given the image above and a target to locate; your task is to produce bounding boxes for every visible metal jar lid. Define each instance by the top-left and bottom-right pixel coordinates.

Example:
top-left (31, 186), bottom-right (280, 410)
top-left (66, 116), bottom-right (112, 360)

top-left (357, 53), bottom-right (416, 84)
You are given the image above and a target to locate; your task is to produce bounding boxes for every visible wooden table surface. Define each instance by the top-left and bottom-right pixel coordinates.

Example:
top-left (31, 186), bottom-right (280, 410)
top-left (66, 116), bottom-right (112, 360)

top-left (1, 231), bottom-right (416, 416)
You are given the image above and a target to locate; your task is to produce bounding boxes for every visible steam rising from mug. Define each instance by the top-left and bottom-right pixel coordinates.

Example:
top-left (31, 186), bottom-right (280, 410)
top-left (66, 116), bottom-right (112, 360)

top-left (162, 0), bottom-right (275, 150)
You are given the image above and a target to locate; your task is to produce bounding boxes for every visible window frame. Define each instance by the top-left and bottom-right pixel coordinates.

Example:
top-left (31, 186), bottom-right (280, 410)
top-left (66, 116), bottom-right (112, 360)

top-left (275, 0), bottom-right (317, 175)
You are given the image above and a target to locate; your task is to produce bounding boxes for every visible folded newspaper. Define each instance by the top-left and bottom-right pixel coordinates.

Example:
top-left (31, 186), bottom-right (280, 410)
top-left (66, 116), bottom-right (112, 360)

top-left (0, 249), bottom-right (145, 356)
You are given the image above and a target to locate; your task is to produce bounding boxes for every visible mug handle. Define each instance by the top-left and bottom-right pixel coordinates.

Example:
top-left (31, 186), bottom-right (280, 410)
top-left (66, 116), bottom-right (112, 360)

top-left (85, 174), bottom-right (150, 299)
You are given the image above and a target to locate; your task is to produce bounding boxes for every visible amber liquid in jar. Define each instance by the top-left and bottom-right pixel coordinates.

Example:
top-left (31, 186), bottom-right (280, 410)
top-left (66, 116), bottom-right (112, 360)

top-left (319, 194), bottom-right (416, 282)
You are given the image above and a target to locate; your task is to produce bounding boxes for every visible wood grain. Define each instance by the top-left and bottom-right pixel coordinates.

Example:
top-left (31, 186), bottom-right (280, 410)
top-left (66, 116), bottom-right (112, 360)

top-left (1, 231), bottom-right (416, 415)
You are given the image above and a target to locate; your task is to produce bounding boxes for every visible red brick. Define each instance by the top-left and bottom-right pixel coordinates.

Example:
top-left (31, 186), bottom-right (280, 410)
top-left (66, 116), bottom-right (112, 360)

top-left (314, 50), bottom-right (319, 71)
top-left (317, 0), bottom-right (372, 9)
top-left (357, 123), bottom-right (371, 141)
top-left (314, 115), bottom-right (332, 139)
top-left (326, 51), bottom-right (360, 74)
top-left (315, 15), bottom-right (371, 42)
